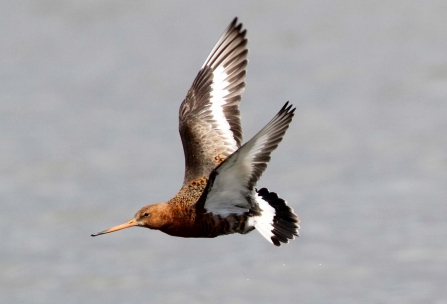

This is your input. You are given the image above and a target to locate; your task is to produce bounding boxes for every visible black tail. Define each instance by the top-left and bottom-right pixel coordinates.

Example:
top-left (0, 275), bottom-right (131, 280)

top-left (257, 188), bottom-right (300, 246)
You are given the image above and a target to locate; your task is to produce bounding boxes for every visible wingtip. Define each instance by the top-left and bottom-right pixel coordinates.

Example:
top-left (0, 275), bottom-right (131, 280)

top-left (232, 19), bottom-right (246, 40)
top-left (280, 101), bottom-right (296, 114)
top-left (229, 17), bottom-right (247, 38)
top-left (229, 17), bottom-right (241, 30)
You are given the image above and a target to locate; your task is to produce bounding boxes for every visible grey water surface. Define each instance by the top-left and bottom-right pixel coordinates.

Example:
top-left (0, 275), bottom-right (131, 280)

top-left (1, 1), bottom-right (447, 303)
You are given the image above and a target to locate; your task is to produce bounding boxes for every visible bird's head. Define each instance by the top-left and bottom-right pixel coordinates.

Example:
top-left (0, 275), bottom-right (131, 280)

top-left (91, 204), bottom-right (167, 237)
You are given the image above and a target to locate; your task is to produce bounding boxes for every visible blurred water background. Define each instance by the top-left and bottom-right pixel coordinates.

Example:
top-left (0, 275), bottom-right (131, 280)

top-left (1, 1), bottom-right (447, 303)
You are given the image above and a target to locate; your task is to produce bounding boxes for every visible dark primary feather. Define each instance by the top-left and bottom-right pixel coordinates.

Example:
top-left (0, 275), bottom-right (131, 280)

top-left (245, 102), bottom-right (296, 190)
top-left (179, 18), bottom-right (248, 186)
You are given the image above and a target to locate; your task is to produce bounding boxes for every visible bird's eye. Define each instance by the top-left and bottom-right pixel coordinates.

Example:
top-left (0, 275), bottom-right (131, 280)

top-left (143, 212), bottom-right (149, 217)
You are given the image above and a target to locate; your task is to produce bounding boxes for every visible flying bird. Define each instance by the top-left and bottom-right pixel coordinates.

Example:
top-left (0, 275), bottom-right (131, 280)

top-left (92, 18), bottom-right (299, 246)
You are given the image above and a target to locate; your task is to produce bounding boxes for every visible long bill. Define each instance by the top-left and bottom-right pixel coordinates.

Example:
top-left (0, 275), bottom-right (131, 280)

top-left (91, 218), bottom-right (137, 237)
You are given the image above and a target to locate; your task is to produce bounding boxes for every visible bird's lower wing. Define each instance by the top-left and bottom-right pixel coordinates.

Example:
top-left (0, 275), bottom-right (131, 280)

top-left (195, 102), bottom-right (295, 217)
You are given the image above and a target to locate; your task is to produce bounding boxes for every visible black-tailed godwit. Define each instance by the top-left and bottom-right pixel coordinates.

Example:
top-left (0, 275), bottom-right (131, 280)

top-left (92, 18), bottom-right (299, 246)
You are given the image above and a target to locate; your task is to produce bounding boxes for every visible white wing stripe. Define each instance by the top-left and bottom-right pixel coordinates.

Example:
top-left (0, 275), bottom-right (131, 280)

top-left (209, 65), bottom-right (238, 150)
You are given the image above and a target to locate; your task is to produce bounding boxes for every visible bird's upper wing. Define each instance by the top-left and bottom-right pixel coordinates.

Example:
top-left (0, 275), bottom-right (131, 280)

top-left (179, 18), bottom-right (248, 186)
top-left (194, 103), bottom-right (296, 217)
